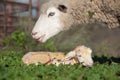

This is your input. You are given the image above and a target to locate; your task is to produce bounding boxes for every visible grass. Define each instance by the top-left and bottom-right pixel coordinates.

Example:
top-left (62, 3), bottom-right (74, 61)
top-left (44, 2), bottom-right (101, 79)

top-left (0, 30), bottom-right (120, 80)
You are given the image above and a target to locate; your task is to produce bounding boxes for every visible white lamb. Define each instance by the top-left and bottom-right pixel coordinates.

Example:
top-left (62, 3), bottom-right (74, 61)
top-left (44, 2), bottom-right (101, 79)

top-left (52, 45), bottom-right (93, 67)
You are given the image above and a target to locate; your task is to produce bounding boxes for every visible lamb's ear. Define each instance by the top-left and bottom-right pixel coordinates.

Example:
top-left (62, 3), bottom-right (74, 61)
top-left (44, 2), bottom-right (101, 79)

top-left (58, 5), bottom-right (67, 13)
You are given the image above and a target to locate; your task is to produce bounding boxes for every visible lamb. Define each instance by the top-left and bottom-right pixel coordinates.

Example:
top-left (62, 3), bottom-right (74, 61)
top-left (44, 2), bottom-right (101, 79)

top-left (32, 0), bottom-right (120, 43)
top-left (22, 45), bottom-right (93, 67)
top-left (64, 45), bottom-right (93, 67)
top-left (22, 52), bottom-right (65, 65)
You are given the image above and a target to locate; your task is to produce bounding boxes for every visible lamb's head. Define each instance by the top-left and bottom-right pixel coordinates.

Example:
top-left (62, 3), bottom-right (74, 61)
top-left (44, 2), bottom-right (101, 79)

top-left (75, 45), bottom-right (94, 67)
top-left (32, 1), bottom-right (72, 43)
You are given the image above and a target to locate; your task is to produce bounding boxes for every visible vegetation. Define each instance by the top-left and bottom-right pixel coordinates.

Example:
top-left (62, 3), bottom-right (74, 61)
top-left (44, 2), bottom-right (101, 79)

top-left (0, 30), bottom-right (120, 80)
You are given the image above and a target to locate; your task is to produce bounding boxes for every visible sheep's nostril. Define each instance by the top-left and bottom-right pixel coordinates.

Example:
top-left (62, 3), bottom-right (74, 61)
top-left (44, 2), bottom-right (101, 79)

top-left (31, 32), bottom-right (37, 36)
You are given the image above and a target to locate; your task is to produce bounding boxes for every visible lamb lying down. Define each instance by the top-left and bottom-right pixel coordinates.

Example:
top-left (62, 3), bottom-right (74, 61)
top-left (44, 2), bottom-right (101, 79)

top-left (52, 45), bottom-right (93, 67)
top-left (22, 45), bottom-right (93, 67)
top-left (22, 52), bottom-right (65, 66)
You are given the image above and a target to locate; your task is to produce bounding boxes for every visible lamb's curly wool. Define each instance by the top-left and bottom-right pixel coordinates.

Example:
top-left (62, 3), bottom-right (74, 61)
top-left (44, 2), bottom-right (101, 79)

top-left (41, 0), bottom-right (120, 29)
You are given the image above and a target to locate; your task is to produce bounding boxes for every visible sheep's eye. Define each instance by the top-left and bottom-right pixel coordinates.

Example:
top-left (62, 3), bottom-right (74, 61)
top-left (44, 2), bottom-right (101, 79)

top-left (78, 55), bottom-right (82, 57)
top-left (48, 12), bottom-right (55, 17)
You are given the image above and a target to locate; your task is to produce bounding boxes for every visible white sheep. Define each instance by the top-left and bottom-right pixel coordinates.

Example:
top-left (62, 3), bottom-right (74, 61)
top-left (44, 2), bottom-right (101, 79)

top-left (32, 0), bottom-right (120, 43)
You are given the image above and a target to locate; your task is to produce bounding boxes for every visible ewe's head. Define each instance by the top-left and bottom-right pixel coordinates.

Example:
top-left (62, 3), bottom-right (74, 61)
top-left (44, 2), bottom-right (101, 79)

top-left (32, 1), bottom-right (71, 43)
top-left (75, 45), bottom-right (93, 67)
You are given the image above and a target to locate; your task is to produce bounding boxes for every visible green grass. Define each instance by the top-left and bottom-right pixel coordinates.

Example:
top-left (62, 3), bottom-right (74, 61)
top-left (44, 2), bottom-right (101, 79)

top-left (0, 48), bottom-right (120, 80)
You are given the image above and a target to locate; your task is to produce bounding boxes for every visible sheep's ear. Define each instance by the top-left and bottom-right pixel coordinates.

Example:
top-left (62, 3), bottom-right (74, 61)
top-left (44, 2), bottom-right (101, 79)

top-left (58, 5), bottom-right (67, 13)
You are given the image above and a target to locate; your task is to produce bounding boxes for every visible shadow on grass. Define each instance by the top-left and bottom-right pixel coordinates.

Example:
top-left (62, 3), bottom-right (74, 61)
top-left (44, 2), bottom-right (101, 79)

top-left (93, 56), bottom-right (120, 64)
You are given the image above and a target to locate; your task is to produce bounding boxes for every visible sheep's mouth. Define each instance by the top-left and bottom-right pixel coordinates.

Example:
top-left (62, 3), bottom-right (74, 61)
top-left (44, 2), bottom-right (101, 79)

top-left (33, 34), bottom-right (46, 43)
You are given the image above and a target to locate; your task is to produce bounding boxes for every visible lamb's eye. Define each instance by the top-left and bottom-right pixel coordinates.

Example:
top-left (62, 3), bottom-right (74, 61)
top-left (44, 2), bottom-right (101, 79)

top-left (48, 12), bottom-right (55, 17)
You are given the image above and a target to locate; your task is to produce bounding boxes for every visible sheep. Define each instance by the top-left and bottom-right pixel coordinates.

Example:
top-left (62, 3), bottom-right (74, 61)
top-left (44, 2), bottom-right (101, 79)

top-left (64, 45), bottom-right (93, 67)
top-left (48, 45), bottom-right (93, 67)
top-left (22, 45), bottom-right (93, 67)
top-left (22, 52), bottom-right (65, 65)
top-left (32, 0), bottom-right (120, 43)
